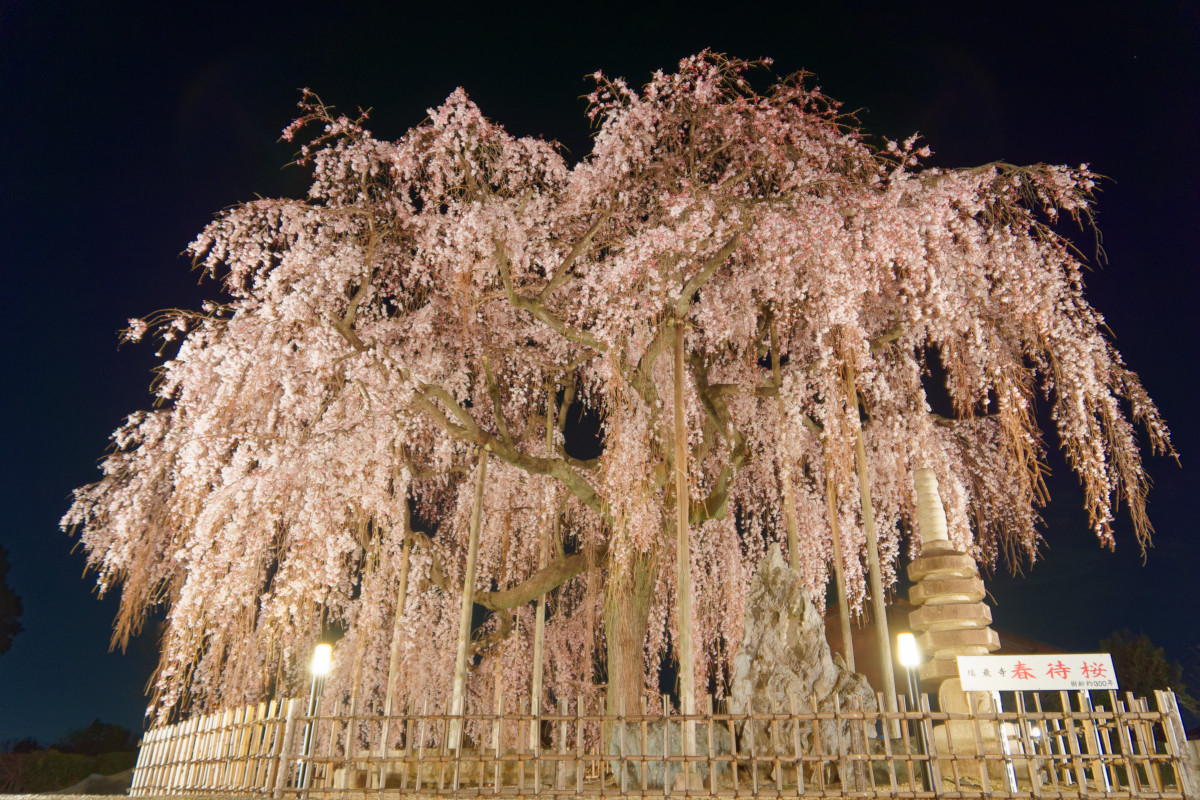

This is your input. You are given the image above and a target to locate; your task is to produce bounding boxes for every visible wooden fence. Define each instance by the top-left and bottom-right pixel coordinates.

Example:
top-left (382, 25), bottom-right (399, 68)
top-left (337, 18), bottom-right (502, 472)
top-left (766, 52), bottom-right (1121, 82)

top-left (130, 689), bottom-right (1199, 798)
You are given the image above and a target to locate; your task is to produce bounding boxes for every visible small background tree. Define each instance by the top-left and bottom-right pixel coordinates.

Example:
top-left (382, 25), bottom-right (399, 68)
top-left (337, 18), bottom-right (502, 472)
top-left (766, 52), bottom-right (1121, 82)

top-left (49, 720), bottom-right (136, 756)
top-left (0, 546), bottom-right (21, 660)
top-left (1101, 629), bottom-right (1198, 715)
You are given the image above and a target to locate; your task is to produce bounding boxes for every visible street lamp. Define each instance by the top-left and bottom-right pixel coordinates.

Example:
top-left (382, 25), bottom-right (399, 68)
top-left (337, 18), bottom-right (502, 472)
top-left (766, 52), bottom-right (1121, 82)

top-left (299, 643), bottom-right (333, 790)
top-left (897, 633), bottom-right (933, 791)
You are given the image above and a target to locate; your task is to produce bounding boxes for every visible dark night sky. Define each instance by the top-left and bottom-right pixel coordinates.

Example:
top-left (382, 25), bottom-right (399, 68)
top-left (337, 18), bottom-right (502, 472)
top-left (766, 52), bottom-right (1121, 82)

top-left (2, 1), bottom-right (1198, 744)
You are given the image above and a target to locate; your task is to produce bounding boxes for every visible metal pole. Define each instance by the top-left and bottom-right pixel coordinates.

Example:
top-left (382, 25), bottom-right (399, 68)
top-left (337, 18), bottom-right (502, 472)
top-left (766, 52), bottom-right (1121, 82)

top-left (299, 672), bottom-right (325, 791)
top-left (993, 690), bottom-right (1019, 793)
top-left (905, 666), bottom-right (934, 791)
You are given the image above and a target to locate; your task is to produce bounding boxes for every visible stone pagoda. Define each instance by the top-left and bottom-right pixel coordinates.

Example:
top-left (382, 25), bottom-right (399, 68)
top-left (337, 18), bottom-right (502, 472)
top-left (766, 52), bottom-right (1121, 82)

top-left (906, 468), bottom-right (1003, 761)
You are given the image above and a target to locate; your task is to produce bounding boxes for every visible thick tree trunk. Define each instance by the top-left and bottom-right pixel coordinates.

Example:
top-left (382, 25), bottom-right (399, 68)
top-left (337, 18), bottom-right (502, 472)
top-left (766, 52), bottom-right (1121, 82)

top-left (604, 557), bottom-right (655, 719)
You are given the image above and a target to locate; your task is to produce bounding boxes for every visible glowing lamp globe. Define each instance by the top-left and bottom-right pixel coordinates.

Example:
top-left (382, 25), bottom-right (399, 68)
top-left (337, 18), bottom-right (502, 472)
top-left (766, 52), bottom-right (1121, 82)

top-left (311, 643), bottom-right (333, 676)
top-left (897, 633), bottom-right (920, 668)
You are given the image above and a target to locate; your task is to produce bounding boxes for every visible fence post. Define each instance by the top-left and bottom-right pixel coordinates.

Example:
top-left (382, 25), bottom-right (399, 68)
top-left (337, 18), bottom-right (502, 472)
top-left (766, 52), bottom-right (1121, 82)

top-left (129, 727), bottom-right (153, 796)
top-left (153, 721), bottom-right (178, 794)
top-left (1156, 690), bottom-right (1200, 800)
top-left (273, 699), bottom-right (300, 799)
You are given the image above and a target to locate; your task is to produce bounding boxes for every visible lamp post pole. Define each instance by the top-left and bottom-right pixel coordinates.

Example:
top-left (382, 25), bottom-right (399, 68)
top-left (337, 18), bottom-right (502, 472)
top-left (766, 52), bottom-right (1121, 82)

top-left (299, 643), bottom-right (332, 791)
top-left (897, 633), bottom-right (933, 791)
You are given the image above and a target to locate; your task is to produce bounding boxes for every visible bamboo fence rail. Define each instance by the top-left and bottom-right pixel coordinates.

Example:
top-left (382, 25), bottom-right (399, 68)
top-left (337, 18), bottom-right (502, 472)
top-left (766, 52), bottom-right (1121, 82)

top-left (129, 689), bottom-right (1199, 799)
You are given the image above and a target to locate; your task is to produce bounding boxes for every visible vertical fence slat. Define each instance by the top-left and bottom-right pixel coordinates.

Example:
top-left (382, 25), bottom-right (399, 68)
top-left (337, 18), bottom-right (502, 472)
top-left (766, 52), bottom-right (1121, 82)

top-left (272, 698), bottom-right (298, 799)
top-left (919, 691), bottom-right (942, 795)
top-left (897, 694), bottom-right (916, 792)
top-left (150, 721), bottom-right (173, 794)
top-left (1115, 696), bottom-right (1146, 796)
top-left (1130, 693), bottom-right (1162, 795)
top-left (437, 693), bottom-right (450, 794)
top-left (129, 727), bottom-right (151, 796)
top-left (789, 693), bottom-right (804, 796)
top-left (1034, 692), bottom-right (1063, 793)
top-left (1060, 691), bottom-right (1091, 797)
top-left (1156, 689), bottom-right (1200, 800)
top-left (1014, 692), bottom-right (1043, 799)
top-left (808, 693), bottom-right (821, 797)
top-left (575, 696), bottom-right (585, 796)
top-left (555, 698), bottom-right (567, 792)
top-left (1094, 698), bottom-right (1120, 796)
top-left (661, 693), bottom-right (670, 797)
top-left (400, 696), bottom-right (414, 793)
top-left (878, 693), bottom-right (897, 796)
top-left (705, 694), bottom-right (716, 797)
top-left (939, 691), bottom-right (962, 794)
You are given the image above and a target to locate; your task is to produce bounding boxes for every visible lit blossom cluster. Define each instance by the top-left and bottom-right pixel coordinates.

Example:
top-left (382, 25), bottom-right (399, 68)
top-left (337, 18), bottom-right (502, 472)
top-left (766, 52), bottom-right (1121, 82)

top-left (64, 53), bottom-right (1170, 723)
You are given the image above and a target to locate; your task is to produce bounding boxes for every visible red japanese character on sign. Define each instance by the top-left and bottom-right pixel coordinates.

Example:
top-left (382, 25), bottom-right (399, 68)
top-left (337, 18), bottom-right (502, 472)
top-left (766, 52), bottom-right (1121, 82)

top-left (1081, 662), bottom-right (1108, 679)
top-left (1011, 661), bottom-right (1036, 680)
top-left (1046, 660), bottom-right (1071, 680)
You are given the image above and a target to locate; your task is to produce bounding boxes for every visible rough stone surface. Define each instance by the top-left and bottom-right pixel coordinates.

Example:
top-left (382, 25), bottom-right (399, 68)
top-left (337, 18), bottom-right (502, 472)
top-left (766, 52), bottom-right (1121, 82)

top-left (907, 553), bottom-right (977, 581)
top-left (909, 601), bottom-right (992, 631)
top-left (607, 720), bottom-right (732, 789)
top-left (730, 544), bottom-right (878, 765)
top-left (909, 577), bottom-right (985, 606)
top-left (51, 769), bottom-right (133, 795)
top-left (919, 626), bottom-right (1000, 654)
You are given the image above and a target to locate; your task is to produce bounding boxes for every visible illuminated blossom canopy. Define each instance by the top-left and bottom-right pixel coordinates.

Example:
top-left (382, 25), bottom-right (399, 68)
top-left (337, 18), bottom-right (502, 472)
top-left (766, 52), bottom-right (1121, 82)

top-left (63, 53), bottom-right (1171, 719)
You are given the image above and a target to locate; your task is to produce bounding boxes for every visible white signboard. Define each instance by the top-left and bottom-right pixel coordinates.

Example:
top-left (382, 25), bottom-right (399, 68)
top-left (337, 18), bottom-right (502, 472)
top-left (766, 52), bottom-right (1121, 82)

top-left (956, 653), bottom-right (1118, 691)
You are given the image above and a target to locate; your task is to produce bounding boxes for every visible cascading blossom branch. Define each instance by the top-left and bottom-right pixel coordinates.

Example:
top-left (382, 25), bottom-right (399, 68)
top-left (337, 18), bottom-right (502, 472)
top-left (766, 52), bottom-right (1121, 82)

top-left (63, 52), bottom-right (1172, 721)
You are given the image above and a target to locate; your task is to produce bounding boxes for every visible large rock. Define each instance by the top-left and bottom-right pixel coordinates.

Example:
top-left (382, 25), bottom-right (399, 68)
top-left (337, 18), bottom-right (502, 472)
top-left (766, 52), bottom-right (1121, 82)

top-left (608, 720), bottom-right (732, 789)
top-left (730, 544), bottom-right (878, 768)
top-left (53, 767), bottom-right (134, 795)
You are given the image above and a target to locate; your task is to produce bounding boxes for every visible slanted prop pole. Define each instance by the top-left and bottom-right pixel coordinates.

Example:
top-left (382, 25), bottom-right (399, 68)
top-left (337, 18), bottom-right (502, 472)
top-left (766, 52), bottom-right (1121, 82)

top-left (769, 319), bottom-right (801, 569)
top-left (529, 386), bottom-right (554, 747)
top-left (845, 362), bottom-right (899, 726)
top-left (824, 449), bottom-right (855, 671)
top-left (673, 318), bottom-right (696, 777)
top-left (378, 533), bottom-right (411, 786)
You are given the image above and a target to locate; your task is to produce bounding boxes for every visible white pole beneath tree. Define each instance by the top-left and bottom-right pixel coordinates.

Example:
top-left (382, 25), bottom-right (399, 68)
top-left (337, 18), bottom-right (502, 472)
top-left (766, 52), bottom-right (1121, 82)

top-left (769, 319), bottom-right (801, 569)
top-left (673, 319), bottom-right (696, 776)
top-left (530, 388), bottom-right (554, 747)
top-left (824, 451), bottom-right (855, 671)
top-left (378, 534), bottom-right (411, 786)
top-left (448, 449), bottom-right (488, 749)
top-left (845, 363), bottom-right (899, 729)
top-left (382, 537), bottom-right (412, 719)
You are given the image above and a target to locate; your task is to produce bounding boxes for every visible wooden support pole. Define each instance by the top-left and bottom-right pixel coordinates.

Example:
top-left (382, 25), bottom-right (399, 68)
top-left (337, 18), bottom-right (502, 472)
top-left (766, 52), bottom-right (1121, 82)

top-left (493, 640), bottom-right (506, 751)
top-left (845, 362), bottom-right (899, 723)
top-left (377, 534), bottom-right (411, 787)
top-left (448, 449), bottom-right (488, 748)
top-left (824, 449), bottom-right (855, 671)
top-left (530, 387), bottom-right (553, 747)
top-left (673, 319), bottom-right (696, 769)
top-left (382, 538), bottom-right (411, 716)
top-left (769, 319), bottom-right (801, 569)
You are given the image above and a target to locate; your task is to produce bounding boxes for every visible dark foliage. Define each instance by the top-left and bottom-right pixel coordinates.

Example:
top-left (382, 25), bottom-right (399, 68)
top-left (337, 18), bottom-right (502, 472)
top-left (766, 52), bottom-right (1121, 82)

top-left (1102, 629), bottom-right (1199, 714)
top-left (0, 547), bottom-right (21, 658)
top-left (0, 738), bottom-right (39, 754)
top-left (50, 719), bottom-right (136, 756)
